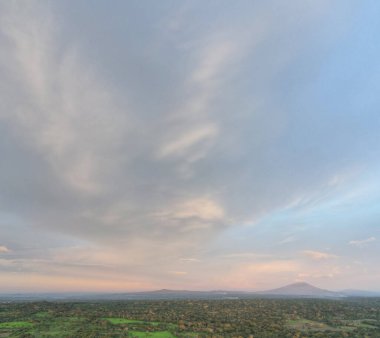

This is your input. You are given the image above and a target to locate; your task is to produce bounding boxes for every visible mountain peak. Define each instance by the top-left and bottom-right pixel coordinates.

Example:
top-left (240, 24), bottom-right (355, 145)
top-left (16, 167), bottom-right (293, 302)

top-left (260, 282), bottom-right (344, 298)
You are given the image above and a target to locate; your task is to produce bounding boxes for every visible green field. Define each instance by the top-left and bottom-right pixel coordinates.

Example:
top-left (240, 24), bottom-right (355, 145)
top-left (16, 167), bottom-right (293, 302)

top-left (106, 317), bottom-right (161, 326)
top-left (341, 319), bottom-right (378, 329)
top-left (286, 318), bottom-right (335, 331)
top-left (130, 331), bottom-right (176, 337)
top-left (0, 321), bottom-right (33, 329)
top-left (26, 317), bottom-right (85, 337)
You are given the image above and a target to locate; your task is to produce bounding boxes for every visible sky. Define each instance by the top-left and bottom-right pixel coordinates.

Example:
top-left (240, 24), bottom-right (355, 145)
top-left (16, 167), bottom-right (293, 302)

top-left (0, 0), bottom-right (379, 293)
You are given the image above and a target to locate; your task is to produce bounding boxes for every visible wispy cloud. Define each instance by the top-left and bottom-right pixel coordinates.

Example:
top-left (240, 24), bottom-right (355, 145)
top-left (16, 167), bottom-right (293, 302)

top-left (170, 198), bottom-right (225, 221)
top-left (220, 253), bottom-right (273, 260)
top-left (279, 236), bottom-right (297, 244)
top-left (158, 125), bottom-right (218, 159)
top-left (168, 271), bottom-right (188, 276)
top-left (349, 237), bottom-right (376, 247)
top-left (180, 258), bottom-right (200, 262)
top-left (0, 0), bottom-right (379, 292)
top-left (0, 1), bottom-right (127, 196)
top-left (302, 250), bottom-right (338, 260)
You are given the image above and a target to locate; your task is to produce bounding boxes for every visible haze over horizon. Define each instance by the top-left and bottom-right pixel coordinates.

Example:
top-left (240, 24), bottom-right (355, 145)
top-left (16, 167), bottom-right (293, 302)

top-left (0, 1), bottom-right (379, 293)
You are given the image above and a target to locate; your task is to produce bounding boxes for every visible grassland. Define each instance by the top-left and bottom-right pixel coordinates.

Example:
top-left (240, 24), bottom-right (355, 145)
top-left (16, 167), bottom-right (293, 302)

top-left (286, 318), bottom-right (341, 332)
top-left (105, 317), bottom-right (161, 325)
top-left (0, 322), bottom-right (33, 329)
top-left (129, 331), bottom-right (176, 337)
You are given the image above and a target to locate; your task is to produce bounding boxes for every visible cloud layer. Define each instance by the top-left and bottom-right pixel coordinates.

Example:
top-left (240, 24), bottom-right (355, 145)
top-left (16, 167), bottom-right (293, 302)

top-left (0, 0), bottom-right (379, 292)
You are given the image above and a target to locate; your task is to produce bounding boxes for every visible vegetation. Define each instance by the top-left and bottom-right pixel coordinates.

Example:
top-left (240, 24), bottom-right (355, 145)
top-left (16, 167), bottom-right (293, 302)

top-left (0, 298), bottom-right (379, 337)
top-left (0, 322), bottom-right (33, 329)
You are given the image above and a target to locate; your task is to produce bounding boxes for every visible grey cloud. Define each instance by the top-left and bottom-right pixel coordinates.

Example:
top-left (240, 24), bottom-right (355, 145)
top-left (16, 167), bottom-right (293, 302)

top-left (0, 0), bottom-right (378, 290)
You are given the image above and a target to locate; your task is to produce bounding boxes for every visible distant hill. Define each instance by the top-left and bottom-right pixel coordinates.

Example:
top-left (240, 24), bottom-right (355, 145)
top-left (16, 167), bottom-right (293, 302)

top-left (1, 283), bottom-right (379, 301)
top-left (257, 282), bottom-right (345, 298)
top-left (74, 289), bottom-right (245, 300)
top-left (341, 289), bottom-right (380, 297)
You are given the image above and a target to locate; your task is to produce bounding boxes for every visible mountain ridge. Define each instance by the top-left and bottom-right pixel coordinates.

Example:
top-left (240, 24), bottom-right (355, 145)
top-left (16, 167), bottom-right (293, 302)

top-left (1, 283), bottom-right (379, 301)
top-left (257, 282), bottom-right (345, 298)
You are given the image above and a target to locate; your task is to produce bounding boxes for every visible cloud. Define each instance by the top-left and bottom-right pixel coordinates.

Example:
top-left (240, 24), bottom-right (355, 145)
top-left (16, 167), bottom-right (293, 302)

top-left (192, 41), bottom-right (234, 82)
top-left (0, 1), bottom-right (127, 196)
top-left (349, 237), bottom-right (376, 247)
top-left (168, 271), bottom-right (188, 276)
top-left (170, 198), bottom-right (225, 221)
top-left (158, 124), bottom-right (218, 159)
top-left (220, 252), bottom-right (273, 260)
top-left (302, 250), bottom-right (338, 260)
top-left (180, 258), bottom-right (200, 262)
top-left (0, 1), bottom-right (379, 292)
top-left (296, 270), bottom-right (340, 280)
top-left (0, 246), bottom-right (9, 253)
top-left (279, 236), bottom-right (297, 244)
top-left (0, 272), bottom-right (154, 293)
top-left (215, 260), bottom-right (300, 290)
